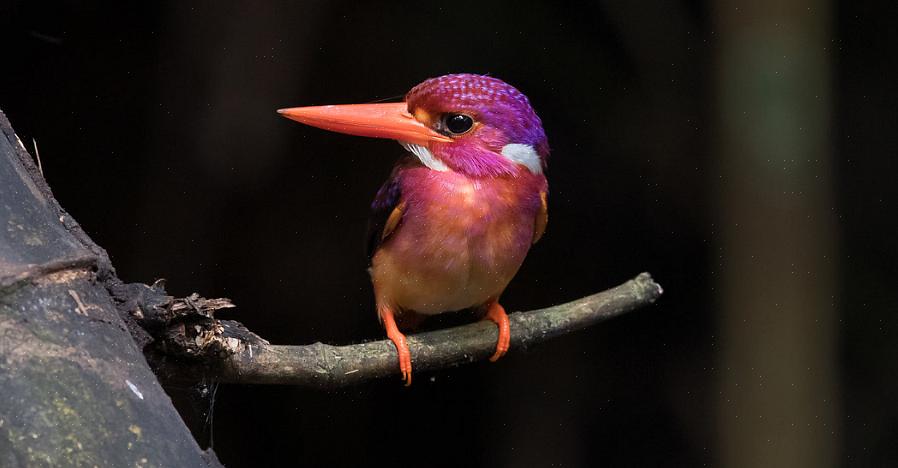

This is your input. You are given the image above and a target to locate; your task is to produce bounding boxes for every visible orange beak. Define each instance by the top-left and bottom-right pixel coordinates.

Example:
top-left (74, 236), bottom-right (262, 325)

top-left (277, 102), bottom-right (451, 146)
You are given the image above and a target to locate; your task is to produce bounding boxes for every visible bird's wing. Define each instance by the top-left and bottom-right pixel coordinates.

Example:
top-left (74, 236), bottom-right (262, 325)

top-left (533, 190), bottom-right (548, 244)
top-left (366, 164), bottom-right (406, 263)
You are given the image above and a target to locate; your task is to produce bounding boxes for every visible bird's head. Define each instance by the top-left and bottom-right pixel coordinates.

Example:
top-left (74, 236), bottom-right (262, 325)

top-left (279, 74), bottom-right (548, 177)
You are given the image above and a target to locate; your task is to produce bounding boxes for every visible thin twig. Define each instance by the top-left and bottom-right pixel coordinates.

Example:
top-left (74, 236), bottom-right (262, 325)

top-left (32, 138), bottom-right (44, 178)
top-left (154, 273), bottom-right (663, 388)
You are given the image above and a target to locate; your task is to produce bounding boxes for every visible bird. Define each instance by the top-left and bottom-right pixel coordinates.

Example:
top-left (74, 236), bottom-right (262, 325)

top-left (278, 74), bottom-right (548, 385)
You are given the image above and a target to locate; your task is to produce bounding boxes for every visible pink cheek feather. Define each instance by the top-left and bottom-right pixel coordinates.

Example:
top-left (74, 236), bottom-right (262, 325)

top-left (430, 126), bottom-right (518, 177)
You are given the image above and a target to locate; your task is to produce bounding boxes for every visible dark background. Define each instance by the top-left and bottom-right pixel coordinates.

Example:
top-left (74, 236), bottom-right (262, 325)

top-left (1, 1), bottom-right (895, 466)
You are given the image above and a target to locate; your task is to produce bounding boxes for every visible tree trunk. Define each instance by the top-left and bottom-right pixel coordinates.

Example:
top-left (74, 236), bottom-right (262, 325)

top-left (0, 110), bottom-right (217, 467)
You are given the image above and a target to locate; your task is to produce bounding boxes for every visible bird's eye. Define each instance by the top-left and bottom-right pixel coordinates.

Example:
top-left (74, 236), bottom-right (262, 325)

top-left (443, 113), bottom-right (474, 135)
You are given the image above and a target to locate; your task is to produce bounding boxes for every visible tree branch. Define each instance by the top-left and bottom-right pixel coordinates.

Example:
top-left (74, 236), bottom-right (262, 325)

top-left (151, 273), bottom-right (662, 388)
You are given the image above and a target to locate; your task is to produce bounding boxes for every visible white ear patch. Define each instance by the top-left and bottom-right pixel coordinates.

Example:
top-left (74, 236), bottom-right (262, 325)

top-left (500, 143), bottom-right (543, 174)
top-left (399, 141), bottom-right (450, 172)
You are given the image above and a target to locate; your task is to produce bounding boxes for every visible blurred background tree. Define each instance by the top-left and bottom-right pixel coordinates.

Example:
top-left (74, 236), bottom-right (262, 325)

top-left (714, 1), bottom-right (837, 467)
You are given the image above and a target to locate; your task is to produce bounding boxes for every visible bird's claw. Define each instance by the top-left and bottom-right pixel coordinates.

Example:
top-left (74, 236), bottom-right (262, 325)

top-left (489, 338), bottom-right (509, 362)
top-left (485, 302), bottom-right (511, 362)
top-left (397, 339), bottom-right (412, 386)
top-left (380, 305), bottom-right (414, 386)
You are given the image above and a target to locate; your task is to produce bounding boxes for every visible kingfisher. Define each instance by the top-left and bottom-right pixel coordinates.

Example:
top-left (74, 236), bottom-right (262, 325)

top-left (278, 74), bottom-right (549, 385)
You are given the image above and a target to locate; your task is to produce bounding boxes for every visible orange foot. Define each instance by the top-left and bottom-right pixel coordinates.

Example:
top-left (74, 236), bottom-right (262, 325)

top-left (484, 302), bottom-right (510, 362)
top-left (380, 305), bottom-right (412, 386)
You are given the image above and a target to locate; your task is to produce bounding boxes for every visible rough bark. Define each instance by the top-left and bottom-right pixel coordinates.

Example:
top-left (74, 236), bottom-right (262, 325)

top-left (0, 110), bottom-right (218, 467)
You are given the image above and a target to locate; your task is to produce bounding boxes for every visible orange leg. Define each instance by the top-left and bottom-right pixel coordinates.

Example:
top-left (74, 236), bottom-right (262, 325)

top-left (379, 305), bottom-right (412, 386)
top-left (484, 302), bottom-right (510, 362)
